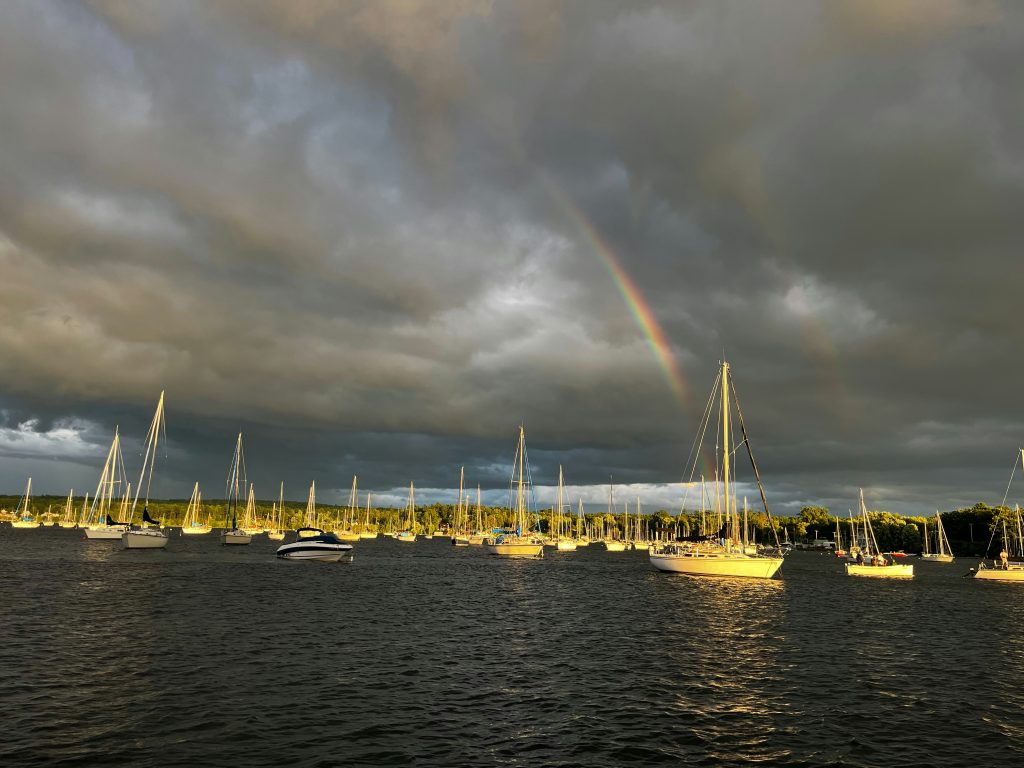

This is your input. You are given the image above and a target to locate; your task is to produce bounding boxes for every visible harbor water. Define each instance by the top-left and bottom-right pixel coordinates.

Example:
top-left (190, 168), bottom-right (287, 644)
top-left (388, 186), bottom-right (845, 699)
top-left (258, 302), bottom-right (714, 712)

top-left (2, 528), bottom-right (1022, 766)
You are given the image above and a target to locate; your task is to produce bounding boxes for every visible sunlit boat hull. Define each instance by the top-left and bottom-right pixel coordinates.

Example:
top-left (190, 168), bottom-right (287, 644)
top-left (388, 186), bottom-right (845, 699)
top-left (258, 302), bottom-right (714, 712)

top-left (122, 529), bottom-right (169, 549)
top-left (974, 566), bottom-right (1024, 581)
top-left (333, 530), bottom-right (361, 542)
top-left (650, 550), bottom-right (784, 578)
top-left (920, 554), bottom-right (954, 563)
top-left (485, 539), bottom-right (544, 558)
top-left (180, 525), bottom-right (212, 535)
top-left (276, 542), bottom-right (354, 562)
top-left (359, 531), bottom-right (377, 539)
top-left (602, 540), bottom-right (626, 552)
top-left (58, 522), bottom-right (78, 529)
top-left (267, 531), bottom-right (286, 541)
top-left (845, 563), bottom-right (914, 578)
top-left (221, 530), bottom-right (253, 546)
top-left (556, 539), bottom-right (578, 551)
top-left (395, 532), bottom-right (416, 543)
top-left (452, 536), bottom-right (470, 547)
top-left (83, 525), bottom-right (127, 540)
top-left (468, 534), bottom-right (487, 545)
top-left (11, 521), bottom-right (40, 529)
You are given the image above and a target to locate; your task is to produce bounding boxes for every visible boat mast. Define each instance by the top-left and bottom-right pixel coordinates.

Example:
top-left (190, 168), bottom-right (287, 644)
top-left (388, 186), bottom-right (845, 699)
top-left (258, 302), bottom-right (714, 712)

top-left (721, 361), bottom-right (731, 546)
top-left (458, 467), bottom-right (465, 535)
top-left (278, 482), bottom-right (284, 531)
top-left (132, 391), bottom-right (166, 515)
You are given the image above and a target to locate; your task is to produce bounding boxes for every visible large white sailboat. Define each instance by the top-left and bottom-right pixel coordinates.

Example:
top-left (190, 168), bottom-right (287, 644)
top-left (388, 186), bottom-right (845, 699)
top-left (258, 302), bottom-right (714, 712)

top-left (123, 392), bottom-right (170, 549)
top-left (485, 426), bottom-right (544, 558)
top-left (650, 361), bottom-right (784, 579)
top-left (181, 482), bottom-right (212, 535)
top-left (82, 430), bottom-right (132, 539)
top-left (221, 433), bottom-right (253, 545)
top-left (845, 490), bottom-right (913, 578)
top-left (10, 478), bottom-right (39, 529)
top-left (973, 449), bottom-right (1024, 581)
top-left (920, 511), bottom-right (954, 563)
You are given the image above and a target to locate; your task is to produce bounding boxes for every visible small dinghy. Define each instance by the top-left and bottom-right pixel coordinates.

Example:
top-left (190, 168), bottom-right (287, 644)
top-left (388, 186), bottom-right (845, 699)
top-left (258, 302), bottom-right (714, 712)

top-left (276, 528), bottom-right (354, 562)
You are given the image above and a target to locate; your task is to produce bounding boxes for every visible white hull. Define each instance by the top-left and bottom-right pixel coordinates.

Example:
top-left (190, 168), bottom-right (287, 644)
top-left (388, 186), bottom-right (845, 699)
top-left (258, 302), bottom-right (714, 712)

top-left (58, 522), bottom-right (78, 529)
top-left (11, 521), bottom-right (40, 529)
top-left (83, 526), bottom-right (127, 540)
top-left (845, 563), bottom-right (914, 578)
top-left (221, 530), bottom-right (253, 545)
top-left (180, 525), bottom-right (212, 535)
top-left (485, 540), bottom-right (544, 558)
top-left (359, 531), bottom-right (377, 539)
top-left (395, 533), bottom-right (416, 543)
top-left (920, 554), bottom-right (954, 563)
top-left (650, 549), bottom-right (783, 578)
top-left (276, 544), bottom-right (354, 562)
top-left (122, 529), bottom-right (169, 549)
top-left (333, 530), bottom-right (361, 542)
top-left (974, 566), bottom-right (1024, 581)
top-left (555, 539), bottom-right (578, 551)
top-left (452, 536), bottom-right (470, 547)
top-left (267, 531), bottom-right (286, 541)
top-left (602, 540), bottom-right (626, 552)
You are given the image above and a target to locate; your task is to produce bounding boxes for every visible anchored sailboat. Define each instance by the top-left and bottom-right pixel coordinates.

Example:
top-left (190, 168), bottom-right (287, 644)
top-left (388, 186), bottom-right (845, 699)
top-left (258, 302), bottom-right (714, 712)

top-left (122, 392), bottom-right (170, 549)
top-left (180, 482), bottom-right (212, 535)
top-left (82, 430), bottom-right (131, 539)
top-left (845, 490), bottom-right (913, 578)
top-left (221, 434), bottom-right (252, 545)
top-left (650, 361), bottom-right (784, 578)
top-left (334, 477), bottom-right (361, 542)
top-left (395, 482), bottom-right (417, 542)
top-left (975, 450), bottom-right (1024, 581)
top-left (920, 511), bottom-right (954, 563)
top-left (553, 466), bottom-right (577, 551)
top-left (58, 489), bottom-right (77, 528)
top-left (267, 482), bottom-right (286, 541)
top-left (485, 426), bottom-right (544, 558)
top-left (10, 478), bottom-right (38, 529)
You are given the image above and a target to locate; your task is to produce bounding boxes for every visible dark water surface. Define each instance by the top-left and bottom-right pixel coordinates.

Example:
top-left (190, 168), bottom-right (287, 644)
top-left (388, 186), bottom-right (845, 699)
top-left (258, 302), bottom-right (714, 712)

top-left (2, 527), bottom-right (1022, 767)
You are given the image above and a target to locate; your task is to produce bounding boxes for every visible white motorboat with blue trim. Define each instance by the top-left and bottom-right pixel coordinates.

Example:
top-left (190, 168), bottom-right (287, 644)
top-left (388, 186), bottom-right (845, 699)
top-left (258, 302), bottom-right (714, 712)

top-left (276, 528), bottom-right (354, 562)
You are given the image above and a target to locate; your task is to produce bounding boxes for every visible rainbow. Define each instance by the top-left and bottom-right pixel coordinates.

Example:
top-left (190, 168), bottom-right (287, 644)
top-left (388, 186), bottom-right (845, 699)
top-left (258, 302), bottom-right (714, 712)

top-left (537, 172), bottom-right (690, 408)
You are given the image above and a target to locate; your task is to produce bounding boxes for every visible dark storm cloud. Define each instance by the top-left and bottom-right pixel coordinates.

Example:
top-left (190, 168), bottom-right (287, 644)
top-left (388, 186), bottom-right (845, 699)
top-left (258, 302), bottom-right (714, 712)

top-left (2, 0), bottom-right (1023, 513)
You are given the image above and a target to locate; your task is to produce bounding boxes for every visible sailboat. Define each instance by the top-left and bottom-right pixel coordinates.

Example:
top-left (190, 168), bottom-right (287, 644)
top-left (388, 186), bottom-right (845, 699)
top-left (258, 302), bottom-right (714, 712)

top-left (359, 493), bottom-right (377, 538)
top-left (650, 361), bottom-right (784, 578)
top-left (181, 482), bottom-right (212, 535)
top-left (602, 479), bottom-right (626, 552)
top-left (845, 489), bottom-right (913, 578)
top-left (629, 497), bottom-right (650, 551)
top-left (485, 426), bottom-right (544, 558)
top-left (58, 489), bottom-right (78, 528)
top-left (452, 467), bottom-right (471, 546)
top-left (221, 434), bottom-right (253, 545)
top-left (296, 481), bottom-right (320, 538)
top-left (395, 482), bottom-right (417, 542)
top-left (553, 466), bottom-right (577, 551)
top-left (334, 477), bottom-right (362, 542)
top-left (973, 449), bottom-right (1024, 581)
top-left (10, 478), bottom-right (39, 529)
top-left (82, 430), bottom-right (132, 539)
top-left (920, 511), bottom-right (954, 563)
top-left (123, 392), bottom-right (170, 549)
top-left (266, 482), bottom-right (286, 541)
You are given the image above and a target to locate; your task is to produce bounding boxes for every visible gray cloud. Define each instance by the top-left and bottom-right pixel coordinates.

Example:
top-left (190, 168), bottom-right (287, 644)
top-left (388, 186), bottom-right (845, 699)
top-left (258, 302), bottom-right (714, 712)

top-left (2, 1), bottom-right (1023, 514)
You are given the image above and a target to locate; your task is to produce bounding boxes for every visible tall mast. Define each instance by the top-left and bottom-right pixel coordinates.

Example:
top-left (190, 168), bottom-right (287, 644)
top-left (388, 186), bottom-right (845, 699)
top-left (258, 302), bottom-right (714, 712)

top-left (721, 361), bottom-right (731, 539)
top-left (458, 466), bottom-right (465, 534)
top-left (516, 427), bottom-right (525, 531)
top-left (557, 465), bottom-right (564, 539)
top-left (133, 391), bottom-right (166, 513)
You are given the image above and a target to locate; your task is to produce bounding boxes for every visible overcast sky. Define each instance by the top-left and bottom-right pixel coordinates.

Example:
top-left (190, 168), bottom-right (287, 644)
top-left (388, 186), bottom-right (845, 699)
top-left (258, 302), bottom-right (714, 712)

top-left (2, 0), bottom-right (1023, 514)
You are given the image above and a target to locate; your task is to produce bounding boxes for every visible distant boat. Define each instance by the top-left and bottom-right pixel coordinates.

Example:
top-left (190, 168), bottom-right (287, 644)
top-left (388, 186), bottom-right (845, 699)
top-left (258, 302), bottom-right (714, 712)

top-left (485, 426), bottom-right (544, 558)
top-left (276, 527), bottom-right (354, 562)
top-left (58, 489), bottom-right (77, 528)
top-left (396, 482), bottom-right (417, 542)
top-left (359, 492), bottom-right (377, 538)
top-left (221, 434), bottom-right (253, 546)
top-left (553, 466), bottom-right (577, 551)
top-left (452, 467), bottom-right (470, 546)
top-left (334, 476), bottom-right (361, 542)
top-left (650, 361), bottom-right (784, 578)
top-left (845, 490), bottom-right (913, 578)
top-left (181, 482), bottom-right (212, 535)
top-left (296, 480), bottom-right (320, 538)
top-left (10, 478), bottom-right (39, 529)
top-left (267, 482), bottom-right (286, 541)
top-left (122, 392), bottom-right (170, 549)
top-left (601, 480), bottom-right (626, 552)
top-left (919, 512), bottom-right (954, 562)
top-left (82, 430), bottom-right (131, 540)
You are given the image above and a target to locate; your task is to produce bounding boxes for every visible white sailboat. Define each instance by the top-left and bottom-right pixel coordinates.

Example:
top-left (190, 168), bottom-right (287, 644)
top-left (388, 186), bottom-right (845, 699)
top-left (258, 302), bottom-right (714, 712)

top-left (221, 434), bottom-right (253, 545)
top-left (452, 467), bottom-right (471, 546)
top-left (83, 430), bottom-right (132, 539)
top-left (296, 481), bottom-right (320, 539)
top-left (395, 482), bottom-right (417, 542)
top-left (58, 489), bottom-right (78, 528)
top-left (267, 482), bottom-right (286, 541)
top-left (181, 482), bottom-right (212, 535)
top-left (334, 477), bottom-right (362, 542)
top-left (359, 492), bottom-right (377, 538)
top-left (845, 489), bottom-right (913, 578)
top-left (123, 392), bottom-right (170, 549)
top-left (485, 426), bottom-right (544, 558)
top-left (552, 466), bottom-right (577, 551)
top-left (973, 449), bottom-right (1024, 581)
top-left (920, 511), bottom-right (954, 563)
top-left (10, 478), bottom-right (39, 529)
top-left (650, 361), bottom-right (784, 578)
top-left (602, 479), bottom-right (626, 552)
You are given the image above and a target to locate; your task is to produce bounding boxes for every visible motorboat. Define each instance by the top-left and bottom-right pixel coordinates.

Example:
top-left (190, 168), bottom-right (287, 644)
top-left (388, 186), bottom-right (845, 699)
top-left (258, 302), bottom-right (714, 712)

top-left (276, 528), bottom-right (354, 562)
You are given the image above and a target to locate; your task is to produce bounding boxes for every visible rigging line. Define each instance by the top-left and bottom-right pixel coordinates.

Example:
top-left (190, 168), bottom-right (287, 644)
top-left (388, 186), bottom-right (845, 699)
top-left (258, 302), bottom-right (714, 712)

top-left (680, 377), bottom-right (718, 514)
top-left (730, 373), bottom-right (780, 547)
top-left (1000, 448), bottom-right (1020, 509)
